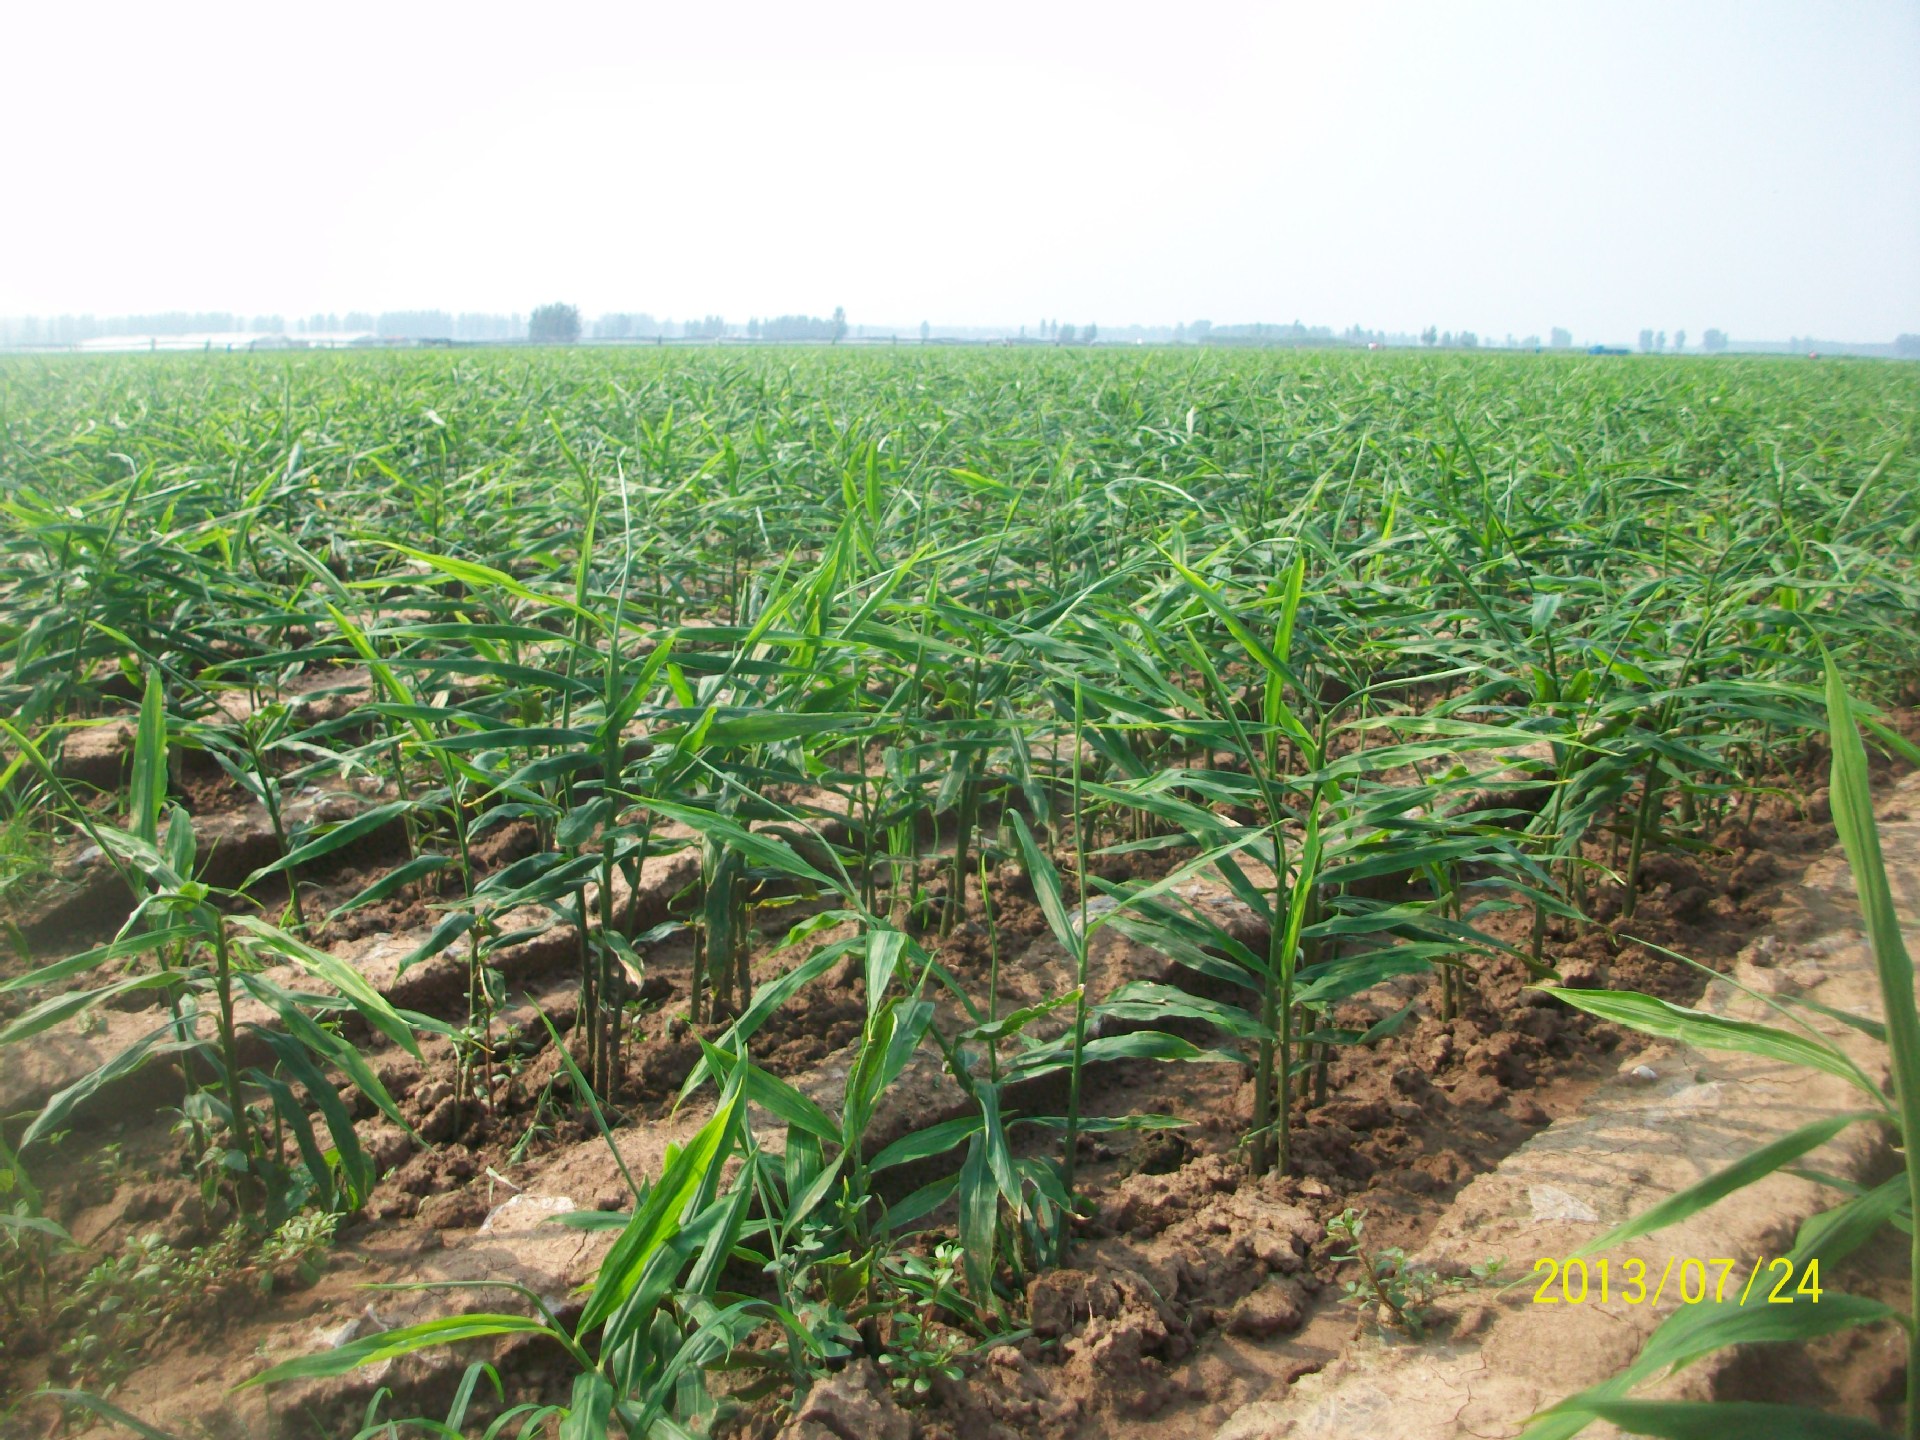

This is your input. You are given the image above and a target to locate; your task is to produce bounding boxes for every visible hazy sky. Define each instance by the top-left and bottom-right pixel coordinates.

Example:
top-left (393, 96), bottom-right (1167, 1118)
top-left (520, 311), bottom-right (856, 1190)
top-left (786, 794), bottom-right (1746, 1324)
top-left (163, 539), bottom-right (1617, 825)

top-left (5, 1), bottom-right (1916, 341)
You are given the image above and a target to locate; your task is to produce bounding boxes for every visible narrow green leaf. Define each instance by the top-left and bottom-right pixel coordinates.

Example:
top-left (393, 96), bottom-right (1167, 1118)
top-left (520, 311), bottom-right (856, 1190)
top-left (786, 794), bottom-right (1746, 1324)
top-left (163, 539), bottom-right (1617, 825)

top-left (130, 670), bottom-right (166, 848)
top-left (1572, 1112), bottom-right (1877, 1257)
top-left (1561, 1399), bottom-right (1890, 1440)
top-left (243, 801), bottom-right (410, 887)
top-left (247, 1315), bottom-right (555, 1388)
top-left (1541, 987), bottom-right (1878, 1100)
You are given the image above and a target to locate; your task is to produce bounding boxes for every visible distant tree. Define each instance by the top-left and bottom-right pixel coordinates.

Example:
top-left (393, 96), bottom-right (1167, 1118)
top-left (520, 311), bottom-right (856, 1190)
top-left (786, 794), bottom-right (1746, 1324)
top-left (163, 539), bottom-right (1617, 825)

top-left (1897, 334), bottom-right (1920, 358)
top-left (529, 303), bottom-right (582, 344)
top-left (1638, 328), bottom-right (1656, 354)
top-left (831, 306), bottom-right (848, 343)
top-left (920, 320), bottom-right (930, 343)
top-left (1673, 329), bottom-right (1686, 353)
top-left (1189, 319), bottom-right (1212, 342)
top-left (1550, 326), bottom-right (1571, 349)
top-left (1521, 334), bottom-right (1541, 349)
top-left (1656, 330), bottom-right (1667, 353)
top-left (1084, 323), bottom-right (1097, 344)
top-left (761, 314), bottom-right (843, 341)
top-left (379, 310), bottom-right (455, 340)
top-left (593, 312), bottom-right (659, 340)
top-left (1058, 324), bottom-right (1077, 344)
top-left (748, 317), bottom-right (762, 339)
top-left (1422, 326), bottom-right (1438, 346)
top-left (1702, 328), bottom-right (1728, 354)
top-left (1458, 331), bottom-right (1479, 348)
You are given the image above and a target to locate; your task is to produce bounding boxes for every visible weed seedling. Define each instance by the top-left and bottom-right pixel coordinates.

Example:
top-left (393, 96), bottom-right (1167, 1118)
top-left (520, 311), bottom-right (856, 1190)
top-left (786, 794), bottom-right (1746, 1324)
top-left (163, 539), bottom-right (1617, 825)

top-left (1327, 1208), bottom-right (1502, 1340)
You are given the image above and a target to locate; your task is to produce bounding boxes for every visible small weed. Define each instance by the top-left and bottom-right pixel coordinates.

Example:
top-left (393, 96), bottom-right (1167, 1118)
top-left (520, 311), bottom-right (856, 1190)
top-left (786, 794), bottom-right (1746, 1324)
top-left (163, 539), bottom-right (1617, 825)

top-left (53, 1210), bottom-right (338, 1387)
top-left (1327, 1209), bottom-right (1502, 1340)
top-left (877, 1242), bottom-right (971, 1401)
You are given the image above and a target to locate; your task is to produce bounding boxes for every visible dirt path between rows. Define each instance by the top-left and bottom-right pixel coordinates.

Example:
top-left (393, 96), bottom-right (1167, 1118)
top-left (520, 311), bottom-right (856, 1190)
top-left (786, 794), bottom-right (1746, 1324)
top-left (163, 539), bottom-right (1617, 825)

top-left (1209, 768), bottom-right (1920, 1440)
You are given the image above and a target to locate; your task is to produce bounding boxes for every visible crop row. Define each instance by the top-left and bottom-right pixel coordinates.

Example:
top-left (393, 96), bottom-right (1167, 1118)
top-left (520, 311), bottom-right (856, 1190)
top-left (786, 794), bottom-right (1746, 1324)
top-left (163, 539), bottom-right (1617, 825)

top-left (1, 347), bottom-right (1916, 1433)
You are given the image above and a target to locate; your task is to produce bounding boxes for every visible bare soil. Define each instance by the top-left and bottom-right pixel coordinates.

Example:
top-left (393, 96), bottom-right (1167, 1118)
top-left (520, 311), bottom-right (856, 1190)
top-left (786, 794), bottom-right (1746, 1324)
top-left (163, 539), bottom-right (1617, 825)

top-left (1, 712), bottom-right (1914, 1440)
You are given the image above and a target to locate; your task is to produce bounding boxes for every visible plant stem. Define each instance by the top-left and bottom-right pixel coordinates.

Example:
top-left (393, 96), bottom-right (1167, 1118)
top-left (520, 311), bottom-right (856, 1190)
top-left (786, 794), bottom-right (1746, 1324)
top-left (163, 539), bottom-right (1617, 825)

top-left (1622, 755), bottom-right (1664, 921)
top-left (1060, 683), bottom-right (1089, 1260)
top-left (210, 916), bottom-right (254, 1179)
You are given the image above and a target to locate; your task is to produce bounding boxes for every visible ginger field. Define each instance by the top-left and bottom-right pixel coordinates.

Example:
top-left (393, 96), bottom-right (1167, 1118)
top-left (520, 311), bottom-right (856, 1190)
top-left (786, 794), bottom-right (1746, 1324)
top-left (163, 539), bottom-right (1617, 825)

top-left (1, 346), bottom-right (1918, 1439)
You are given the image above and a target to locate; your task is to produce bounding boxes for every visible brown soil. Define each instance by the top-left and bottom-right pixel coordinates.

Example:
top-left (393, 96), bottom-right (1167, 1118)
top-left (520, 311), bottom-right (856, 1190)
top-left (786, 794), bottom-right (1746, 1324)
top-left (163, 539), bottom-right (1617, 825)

top-left (0, 712), bottom-right (1913, 1440)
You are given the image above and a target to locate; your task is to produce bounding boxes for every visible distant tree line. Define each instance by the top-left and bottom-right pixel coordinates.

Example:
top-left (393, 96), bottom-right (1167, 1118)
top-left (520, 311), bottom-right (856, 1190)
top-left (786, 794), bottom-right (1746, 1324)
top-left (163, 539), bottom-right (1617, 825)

top-left (749, 309), bottom-right (848, 342)
top-left (366, 312), bottom-right (528, 341)
top-left (3, 309), bottom-right (1906, 356)
top-left (1034, 319), bottom-right (1100, 344)
top-left (0, 312), bottom-right (254, 345)
top-left (593, 313), bottom-right (666, 340)
top-left (1213, 321), bottom-right (1341, 346)
top-left (528, 304), bottom-right (582, 344)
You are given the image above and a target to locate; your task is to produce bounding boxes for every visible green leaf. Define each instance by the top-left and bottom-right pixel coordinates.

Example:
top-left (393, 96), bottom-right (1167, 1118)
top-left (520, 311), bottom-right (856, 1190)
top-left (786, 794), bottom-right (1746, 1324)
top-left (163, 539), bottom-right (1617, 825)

top-left (1573, 1112), bottom-right (1879, 1258)
top-left (0, 925), bottom-right (197, 995)
top-left (243, 801), bottom-right (410, 887)
top-left (958, 989), bottom-right (1080, 1044)
top-left (642, 798), bottom-right (843, 896)
top-left (374, 542), bottom-right (596, 625)
top-left (1524, 1291), bottom-right (1897, 1440)
top-left (130, 670), bottom-right (167, 848)
top-left (864, 927), bottom-right (909, 1018)
top-left (230, 916), bottom-right (423, 1057)
top-left (22, 1018), bottom-right (198, 1148)
top-left (539, 1013), bottom-right (641, 1201)
top-left (695, 1040), bottom-right (840, 1144)
top-left (871, 1114), bottom-right (985, 1173)
top-left (0, 971), bottom-right (180, 1046)
top-left (579, 1082), bottom-right (743, 1333)
top-left (326, 854), bottom-right (455, 919)
top-left (1823, 655), bottom-right (1920, 1280)
top-left (0, 1212), bottom-right (74, 1245)
top-left (1778, 993), bottom-right (1887, 1046)
top-left (245, 975), bottom-right (415, 1137)
top-left (1096, 981), bottom-right (1268, 1040)
top-left (394, 911), bottom-right (477, 975)
top-left (842, 1000), bottom-right (902, 1147)
top-left (957, 1131), bottom-right (999, 1307)
top-left (884, 1174), bottom-right (959, 1231)
top-left (1791, 1175), bottom-right (1908, 1269)
top-left (247, 1314), bottom-right (556, 1387)
top-left (1558, 1400), bottom-right (1891, 1440)
top-left (559, 1372), bottom-right (615, 1440)
top-left (30, 1389), bottom-right (182, 1440)
top-left (1635, 1289), bottom-right (1895, 1381)
top-left (1005, 1028), bottom-right (1236, 1081)
top-left (1540, 986), bottom-right (1878, 1100)
top-left (678, 938), bottom-right (857, 1103)
top-left (1010, 811), bottom-right (1081, 963)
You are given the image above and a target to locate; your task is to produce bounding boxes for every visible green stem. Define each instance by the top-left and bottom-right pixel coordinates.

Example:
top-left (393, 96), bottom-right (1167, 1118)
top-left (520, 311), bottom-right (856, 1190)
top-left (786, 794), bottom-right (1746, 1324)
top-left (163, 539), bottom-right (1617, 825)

top-left (1252, 961), bottom-right (1280, 1176)
top-left (1059, 684), bottom-right (1089, 1260)
top-left (210, 916), bottom-right (254, 1180)
top-left (1622, 756), bottom-right (1664, 921)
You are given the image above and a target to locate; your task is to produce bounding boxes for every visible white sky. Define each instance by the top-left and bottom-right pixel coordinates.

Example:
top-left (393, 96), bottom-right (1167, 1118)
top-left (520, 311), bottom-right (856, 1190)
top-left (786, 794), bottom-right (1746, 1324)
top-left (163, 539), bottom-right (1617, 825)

top-left (4, 0), bottom-right (1916, 341)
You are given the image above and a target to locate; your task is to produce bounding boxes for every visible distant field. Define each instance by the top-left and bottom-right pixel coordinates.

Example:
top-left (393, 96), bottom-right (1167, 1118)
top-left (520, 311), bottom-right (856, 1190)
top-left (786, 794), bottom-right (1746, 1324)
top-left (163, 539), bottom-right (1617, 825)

top-left (1, 346), bottom-right (1917, 1437)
